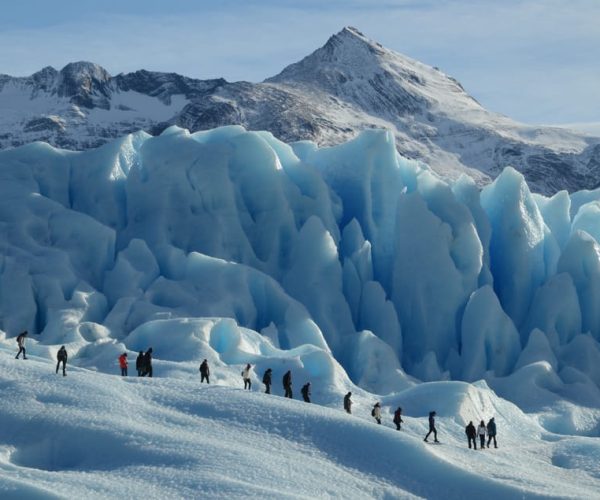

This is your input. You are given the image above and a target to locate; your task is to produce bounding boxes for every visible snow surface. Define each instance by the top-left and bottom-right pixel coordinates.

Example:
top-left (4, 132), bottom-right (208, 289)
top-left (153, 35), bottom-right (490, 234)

top-left (1, 125), bottom-right (600, 497)
top-left (2, 351), bottom-right (600, 499)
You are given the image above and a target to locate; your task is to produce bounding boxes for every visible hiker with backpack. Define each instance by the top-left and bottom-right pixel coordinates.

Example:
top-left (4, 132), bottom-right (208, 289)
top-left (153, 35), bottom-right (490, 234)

top-left (283, 370), bottom-right (292, 398)
top-left (142, 348), bottom-right (153, 377)
top-left (301, 382), bottom-right (311, 403)
top-left (477, 420), bottom-right (487, 448)
top-left (487, 417), bottom-right (498, 448)
top-left (424, 411), bottom-right (439, 442)
top-left (262, 368), bottom-right (272, 394)
top-left (242, 363), bottom-right (252, 390)
top-left (56, 346), bottom-right (68, 376)
top-left (199, 359), bottom-right (210, 384)
top-left (136, 351), bottom-right (144, 376)
top-left (15, 331), bottom-right (28, 359)
top-left (372, 402), bottom-right (382, 424)
top-left (393, 407), bottom-right (404, 430)
top-left (465, 421), bottom-right (477, 449)
top-left (343, 392), bottom-right (352, 414)
top-left (119, 352), bottom-right (128, 376)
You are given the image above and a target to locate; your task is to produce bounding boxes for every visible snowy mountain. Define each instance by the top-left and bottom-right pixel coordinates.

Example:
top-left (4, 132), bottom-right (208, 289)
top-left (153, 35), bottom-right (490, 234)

top-left (2, 124), bottom-right (600, 496)
top-left (1, 27), bottom-right (600, 194)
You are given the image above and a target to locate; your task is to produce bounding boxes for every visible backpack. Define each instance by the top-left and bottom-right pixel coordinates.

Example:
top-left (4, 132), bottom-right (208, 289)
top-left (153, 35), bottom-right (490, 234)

top-left (371, 408), bottom-right (376, 417)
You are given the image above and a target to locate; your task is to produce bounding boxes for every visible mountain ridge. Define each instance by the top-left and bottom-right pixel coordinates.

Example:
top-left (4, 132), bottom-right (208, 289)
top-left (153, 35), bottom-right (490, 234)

top-left (1, 26), bottom-right (599, 194)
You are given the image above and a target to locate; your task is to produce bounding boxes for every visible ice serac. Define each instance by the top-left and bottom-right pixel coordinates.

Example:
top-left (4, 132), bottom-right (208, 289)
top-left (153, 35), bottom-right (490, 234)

top-left (481, 167), bottom-right (556, 334)
top-left (460, 285), bottom-right (520, 382)
top-left (557, 230), bottom-right (600, 340)
top-left (304, 129), bottom-right (403, 286)
top-left (3, 125), bottom-right (600, 405)
top-left (391, 171), bottom-right (483, 375)
top-left (523, 273), bottom-right (581, 349)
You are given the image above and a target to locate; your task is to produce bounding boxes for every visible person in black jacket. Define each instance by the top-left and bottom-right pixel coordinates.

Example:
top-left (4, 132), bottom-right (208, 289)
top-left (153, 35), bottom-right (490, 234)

top-left (136, 351), bottom-right (144, 376)
top-left (262, 368), bottom-right (272, 394)
top-left (56, 346), bottom-right (67, 376)
top-left (424, 411), bottom-right (439, 442)
top-left (301, 382), bottom-right (311, 403)
top-left (465, 421), bottom-right (477, 449)
top-left (142, 348), bottom-right (153, 377)
top-left (15, 331), bottom-right (28, 359)
top-left (487, 417), bottom-right (498, 449)
top-left (393, 407), bottom-right (404, 430)
top-left (283, 370), bottom-right (292, 398)
top-left (343, 392), bottom-right (352, 414)
top-left (199, 359), bottom-right (210, 383)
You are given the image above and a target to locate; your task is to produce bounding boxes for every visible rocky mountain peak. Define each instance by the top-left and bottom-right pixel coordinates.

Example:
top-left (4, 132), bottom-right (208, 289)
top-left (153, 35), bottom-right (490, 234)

top-left (31, 66), bottom-right (59, 91)
top-left (267, 27), bottom-right (388, 87)
top-left (0, 28), bottom-right (598, 195)
top-left (56, 61), bottom-right (112, 109)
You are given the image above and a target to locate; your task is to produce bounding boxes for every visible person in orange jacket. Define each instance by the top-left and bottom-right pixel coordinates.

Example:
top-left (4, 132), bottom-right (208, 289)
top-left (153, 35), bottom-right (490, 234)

top-left (119, 352), bottom-right (128, 377)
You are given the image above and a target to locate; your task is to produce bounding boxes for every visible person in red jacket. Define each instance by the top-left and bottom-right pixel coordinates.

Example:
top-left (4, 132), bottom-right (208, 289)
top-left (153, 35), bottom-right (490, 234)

top-left (119, 352), bottom-right (128, 377)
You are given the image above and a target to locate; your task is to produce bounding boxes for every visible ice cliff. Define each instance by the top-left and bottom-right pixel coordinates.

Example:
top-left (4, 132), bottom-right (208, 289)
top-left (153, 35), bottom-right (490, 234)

top-left (2, 125), bottom-right (600, 405)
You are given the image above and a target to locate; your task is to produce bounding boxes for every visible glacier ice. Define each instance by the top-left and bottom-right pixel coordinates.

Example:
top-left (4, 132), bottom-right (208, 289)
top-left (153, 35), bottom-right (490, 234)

top-left (1, 125), bottom-right (600, 408)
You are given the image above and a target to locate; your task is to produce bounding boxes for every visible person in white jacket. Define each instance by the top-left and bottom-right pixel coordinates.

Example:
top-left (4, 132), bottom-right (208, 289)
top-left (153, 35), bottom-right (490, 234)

top-left (242, 363), bottom-right (252, 390)
top-left (372, 402), bottom-right (382, 424)
top-left (477, 420), bottom-right (487, 449)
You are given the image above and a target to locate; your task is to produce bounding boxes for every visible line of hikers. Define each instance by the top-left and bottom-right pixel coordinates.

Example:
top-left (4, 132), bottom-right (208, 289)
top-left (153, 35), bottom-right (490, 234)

top-left (465, 418), bottom-right (498, 449)
top-left (370, 401), bottom-right (404, 430)
top-left (199, 360), bottom-right (418, 435)
top-left (14, 332), bottom-right (498, 448)
top-left (15, 332), bottom-right (68, 376)
top-left (15, 332), bottom-right (155, 379)
top-left (198, 360), bottom-right (312, 402)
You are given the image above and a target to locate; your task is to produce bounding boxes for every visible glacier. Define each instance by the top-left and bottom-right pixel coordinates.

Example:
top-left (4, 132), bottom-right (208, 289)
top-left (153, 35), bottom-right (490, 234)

top-left (2, 125), bottom-right (600, 402)
top-left (1, 125), bottom-right (600, 497)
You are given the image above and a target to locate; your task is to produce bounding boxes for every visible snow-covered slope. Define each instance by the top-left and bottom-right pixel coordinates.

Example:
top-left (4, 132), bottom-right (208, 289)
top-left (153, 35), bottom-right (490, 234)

top-left (1, 28), bottom-right (599, 194)
top-left (2, 351), bottom-right (600, 499)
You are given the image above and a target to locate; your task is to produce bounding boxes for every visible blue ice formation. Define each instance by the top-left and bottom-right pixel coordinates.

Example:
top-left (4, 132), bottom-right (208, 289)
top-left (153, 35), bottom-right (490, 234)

top-left (2, 125), bottom-right (600, 396)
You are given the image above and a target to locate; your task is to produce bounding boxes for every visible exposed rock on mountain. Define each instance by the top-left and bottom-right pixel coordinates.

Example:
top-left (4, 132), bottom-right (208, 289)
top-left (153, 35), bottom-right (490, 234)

top-left (1, 26), bottom-right (598, 194)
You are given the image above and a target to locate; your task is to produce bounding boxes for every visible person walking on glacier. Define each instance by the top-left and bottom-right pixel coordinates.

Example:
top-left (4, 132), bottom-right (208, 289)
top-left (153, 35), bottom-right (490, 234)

top-left (199, 359), bottom-right (210, 384)
top-left (136, 351), bottom-right (145, 376)
top-left (301, 382), bottom-right (311, 403)
top-left (15, 331), bottom-right (28, 359)
top-left (262, 368), bottom-right (272, 394)
top-left (343, 392), bottom-right (352, 414)
top-left (465, 421), bottom-right (477, 449)
top-left (393, 407), bottom-right (404, 430)
top-left (372, 402), bottom-right (382, 424)
top-left (477, 420), bottom-right (487, 449)
top-left (242, 363), bottom-right (252, 390)
top-left (56, 346), bottom-right (68, 376)
top-left (119, 352), bottom-right (128, 376)
top-left (487, 417), bottom-right (498, 448)
top-left (283, 370), bottom-right (293, 398)
top-left (142, 348), bottom-right (153, 377)
top-left (424, 411), bottom-right (439, 442)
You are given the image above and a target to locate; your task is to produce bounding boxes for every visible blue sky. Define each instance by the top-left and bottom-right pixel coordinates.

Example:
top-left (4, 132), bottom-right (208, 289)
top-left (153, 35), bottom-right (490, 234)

top-left (1, 0), bottom-right (598, 127)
